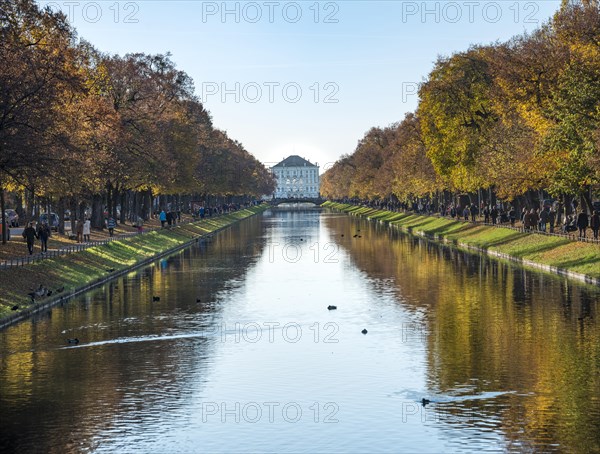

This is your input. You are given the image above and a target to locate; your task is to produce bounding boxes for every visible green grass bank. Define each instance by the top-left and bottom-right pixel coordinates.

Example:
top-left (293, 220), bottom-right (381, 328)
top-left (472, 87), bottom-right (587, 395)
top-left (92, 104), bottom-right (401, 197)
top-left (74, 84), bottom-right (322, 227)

top-left (322, 201), bottom-right (600, 285)
top-left (0, 205), bottom-right (269, 327)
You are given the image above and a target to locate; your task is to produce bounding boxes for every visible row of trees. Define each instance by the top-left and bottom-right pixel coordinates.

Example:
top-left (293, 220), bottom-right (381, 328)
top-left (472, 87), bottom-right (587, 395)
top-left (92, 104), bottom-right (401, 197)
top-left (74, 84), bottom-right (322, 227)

top-left (1, 0), bottom-right (275, 241)
top-left (321, 1), bottom-right (600, 212)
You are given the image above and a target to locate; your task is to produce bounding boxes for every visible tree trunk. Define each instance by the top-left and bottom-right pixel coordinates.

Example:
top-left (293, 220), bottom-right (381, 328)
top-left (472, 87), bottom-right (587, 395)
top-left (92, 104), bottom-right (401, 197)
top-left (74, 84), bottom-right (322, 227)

top-left (91, 194), bottom-right (104, 229)
top-left (1, 186), bottom-right (6, 244)
top-left (119, 190), bottom-right (126, 224)
top-left (78, 201), bottom-right (86, 222)
top-left (58, 196), bottom-right (66, 235)
top-left (132, 191), bottom-right (139, 220)
top-left (143, 190), bottom-right (152, 220)
top-left (581, 187), bottom-right (593, 214)
top-left (69, 197), bottom-right (77, 235)
top-left (106, 181), bottom-right (113, 220)
top-left (112, 187), bottom-right (119, 222)
top-left (15, 192), bottom-right (24, 221)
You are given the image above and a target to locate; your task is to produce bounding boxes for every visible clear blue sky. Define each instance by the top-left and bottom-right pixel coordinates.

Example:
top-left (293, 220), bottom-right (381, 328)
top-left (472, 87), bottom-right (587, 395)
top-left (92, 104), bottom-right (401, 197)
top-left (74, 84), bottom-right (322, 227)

top-left (42, 0), bottom-right (562, 171)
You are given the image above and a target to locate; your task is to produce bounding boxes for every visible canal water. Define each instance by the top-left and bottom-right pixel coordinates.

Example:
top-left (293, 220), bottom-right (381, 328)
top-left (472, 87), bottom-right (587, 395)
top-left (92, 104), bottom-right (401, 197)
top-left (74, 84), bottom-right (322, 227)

top-left (1, 209), bottom-right (599, 453)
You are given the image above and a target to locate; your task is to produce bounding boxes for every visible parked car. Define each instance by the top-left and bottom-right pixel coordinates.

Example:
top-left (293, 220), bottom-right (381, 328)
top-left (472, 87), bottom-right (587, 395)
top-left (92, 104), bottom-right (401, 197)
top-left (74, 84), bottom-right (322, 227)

top-left (39, 212), bottom-right (59, 231)
top-left (4, 209), bottom-right (19, 227)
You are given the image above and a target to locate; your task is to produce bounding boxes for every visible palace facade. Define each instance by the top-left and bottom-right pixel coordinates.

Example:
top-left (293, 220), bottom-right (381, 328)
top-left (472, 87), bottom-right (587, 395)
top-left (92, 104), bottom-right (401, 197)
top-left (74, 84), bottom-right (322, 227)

top-left (271, 155), bottom-right (320, 198)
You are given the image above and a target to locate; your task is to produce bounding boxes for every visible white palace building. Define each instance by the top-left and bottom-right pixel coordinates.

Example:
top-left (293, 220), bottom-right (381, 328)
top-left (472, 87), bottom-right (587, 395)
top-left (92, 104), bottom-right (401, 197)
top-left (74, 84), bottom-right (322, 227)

top-left (271, 155), bottom-right (320, 199)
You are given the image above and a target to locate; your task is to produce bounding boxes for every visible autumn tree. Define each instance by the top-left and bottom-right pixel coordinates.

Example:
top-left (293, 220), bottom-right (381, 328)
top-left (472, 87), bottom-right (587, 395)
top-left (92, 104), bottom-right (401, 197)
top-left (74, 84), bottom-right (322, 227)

top-left (0, 0), bottom-right (80, 241)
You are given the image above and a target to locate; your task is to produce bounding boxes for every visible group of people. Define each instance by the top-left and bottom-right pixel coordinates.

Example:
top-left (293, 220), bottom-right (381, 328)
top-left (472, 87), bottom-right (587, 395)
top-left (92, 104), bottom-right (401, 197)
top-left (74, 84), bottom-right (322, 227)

top-left (444, 203), bottom-right (600, 239)
top-left (564, 210), bottom-right (600, 239)
top-left (520, 206), bottom-right (599, 239)
top-left (21, 217), bottom-right (95, 256)
top-left (74, 219), bottom-right (92, 242)
top-left (21, 221), bottom-right (51, 255)
top-left (195, 203), bottom-right (243, 220)
top-left (158, 210), bottom-right (180, 228)
top-left (346, 197), bottom-right (600, 241)
top-left (521, 207), bottom-right (556, 233)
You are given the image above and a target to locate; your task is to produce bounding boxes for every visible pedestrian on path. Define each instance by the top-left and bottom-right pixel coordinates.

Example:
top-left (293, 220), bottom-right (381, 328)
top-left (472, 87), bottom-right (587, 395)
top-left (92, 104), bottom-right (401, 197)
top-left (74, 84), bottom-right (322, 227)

top-left (470, 204), bottom-right (477, 222)
top-left (577, 211), bottom-right (589, 239)
top-left (539, 207), bottom-right (549, 232)
top-left (22, 222), bottom-right (38, 255)
top-left (76, 220), bottom-right (84, 243)
top-left (83, 219), bottom-right (91, 242)
top-left (36, 222), bottom-right (51, 253)
top-left (107, 217), bottom-right (116, 237)
top-left (509, 207), bottom-right (516, 227)
top-left (549, 208), bottom-right (557, 233)
top-left (591, 210), bottom-right (600, 240)
top-left (490, 206), bottom-right (498, 225)
top-left (159, 210), bottom-right (167, 228)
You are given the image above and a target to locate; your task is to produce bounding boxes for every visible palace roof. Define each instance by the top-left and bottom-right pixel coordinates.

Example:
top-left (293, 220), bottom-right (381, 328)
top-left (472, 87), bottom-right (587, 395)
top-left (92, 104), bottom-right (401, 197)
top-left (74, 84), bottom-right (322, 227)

top-left (272, 155), bottom-right (318, 168)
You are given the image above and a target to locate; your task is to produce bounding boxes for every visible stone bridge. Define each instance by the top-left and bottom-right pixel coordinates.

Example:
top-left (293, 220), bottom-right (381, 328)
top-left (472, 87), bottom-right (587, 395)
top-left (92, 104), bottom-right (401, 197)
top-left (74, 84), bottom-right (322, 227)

top-left (269, 197), bottom-right (325, 206)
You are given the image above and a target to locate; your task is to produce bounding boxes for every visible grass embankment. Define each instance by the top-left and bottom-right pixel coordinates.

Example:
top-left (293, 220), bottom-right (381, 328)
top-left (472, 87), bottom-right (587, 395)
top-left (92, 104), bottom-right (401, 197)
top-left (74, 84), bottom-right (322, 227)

top-left (0, 205), bottom-right (269, 321)
top-left (323, 201), bottom-right (600, 282)
top-left (0, 212), bottom-right (195, 263)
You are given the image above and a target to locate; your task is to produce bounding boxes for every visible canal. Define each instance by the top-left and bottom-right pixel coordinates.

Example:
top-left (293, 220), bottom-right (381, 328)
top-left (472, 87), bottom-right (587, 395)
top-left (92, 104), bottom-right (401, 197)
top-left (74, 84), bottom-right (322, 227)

top-left (1, 209), bottom-right (599, 453)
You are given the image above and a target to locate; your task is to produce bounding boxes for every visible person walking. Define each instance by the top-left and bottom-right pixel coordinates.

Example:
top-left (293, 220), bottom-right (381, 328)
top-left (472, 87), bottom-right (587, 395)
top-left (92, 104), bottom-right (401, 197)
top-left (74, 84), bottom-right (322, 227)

top-left (159, 210), bottom-right (167, 228)
top-left (524, 209), bottom-right (533, 231)
top-left (577, 210), bottom-right (589, 239)
top-left (76, 219), bottom-right (84, 243)
top-left (36, 221), bottom-right (51, 253)
top-left (539, 207), bottom-right (549, 232)
top-left (470, 204), bottom-right (477, 222)
top-left (83, 219), bottom-right (91, 242)
top-left (532, 209), bottom-right (540, 231)
top-left (483, 205), bottom-right (490, 224)
top-left (490, 206), bottom-right (498, 225)
top-left (591, 210), bottom-right (600, 240)
top-left (509, 207), bottom-right (516, 227)
top-left (549, 207), bottom-right (557, 233)
top-left (107, 216), bottom-right (116, 237)
top-left (22, 222), bottom-right (38, 255)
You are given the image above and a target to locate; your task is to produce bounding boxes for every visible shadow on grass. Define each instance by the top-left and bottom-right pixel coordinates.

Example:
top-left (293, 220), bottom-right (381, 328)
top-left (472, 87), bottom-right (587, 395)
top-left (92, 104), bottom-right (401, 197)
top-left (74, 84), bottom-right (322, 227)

top-left (548, 256), bottom-right (600, 271)
top-left (427, 221), bottom-right (475, 236)
top-left (509, 238), bottom-right (572, 257)
top-left (472, 231), bottom-right (528, 248)
top-left (399, 218), bottom-right (445, 231)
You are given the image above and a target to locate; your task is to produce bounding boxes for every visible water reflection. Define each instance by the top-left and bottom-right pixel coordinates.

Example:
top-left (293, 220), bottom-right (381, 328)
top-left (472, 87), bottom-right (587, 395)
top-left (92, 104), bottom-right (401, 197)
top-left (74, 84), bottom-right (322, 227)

top-left (0, 216), bottom-right (268, 453)
top-left (0, 210), bottom-right (598, 453)
top-left (325, 213), bottom-right (600, 453)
